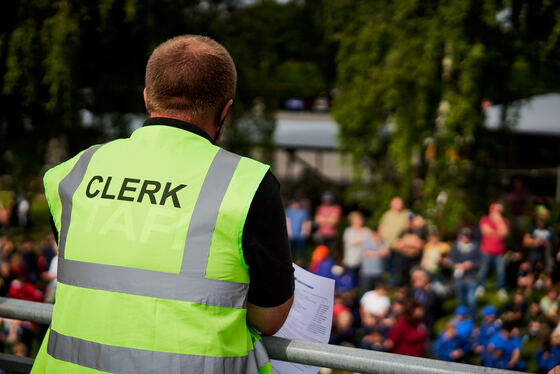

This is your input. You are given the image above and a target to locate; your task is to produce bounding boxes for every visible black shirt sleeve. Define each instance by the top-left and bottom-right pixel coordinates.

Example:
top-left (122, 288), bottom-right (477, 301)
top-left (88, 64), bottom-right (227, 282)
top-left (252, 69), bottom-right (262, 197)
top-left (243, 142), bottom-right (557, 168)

top-left (242, 170), bottom-right (295, 307)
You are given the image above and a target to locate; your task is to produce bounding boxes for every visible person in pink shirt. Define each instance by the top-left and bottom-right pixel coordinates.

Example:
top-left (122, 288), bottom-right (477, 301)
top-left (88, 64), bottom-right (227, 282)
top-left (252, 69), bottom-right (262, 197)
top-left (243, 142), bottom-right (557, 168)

top-left (477, 202), bottom-right (509, 300)
top-left (314, 192), bottom-right (342, 260)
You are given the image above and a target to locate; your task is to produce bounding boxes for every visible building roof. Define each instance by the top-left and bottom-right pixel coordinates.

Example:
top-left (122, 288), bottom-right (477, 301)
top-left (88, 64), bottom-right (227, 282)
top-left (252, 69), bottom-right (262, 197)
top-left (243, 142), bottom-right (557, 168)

top-left (273, 93), bottom-right (560, 150)
top-left (484, 93), bottom-right (560, 136)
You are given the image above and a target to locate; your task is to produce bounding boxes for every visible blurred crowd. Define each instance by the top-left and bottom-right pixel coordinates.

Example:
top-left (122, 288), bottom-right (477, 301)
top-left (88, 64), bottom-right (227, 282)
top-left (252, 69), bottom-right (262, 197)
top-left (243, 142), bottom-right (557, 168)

top-left (0, 178), bottom-right (559, 372)
top-left (0, 233), bottom-right (57, 363)
top-left (286, 183), bottom-right (560, 373)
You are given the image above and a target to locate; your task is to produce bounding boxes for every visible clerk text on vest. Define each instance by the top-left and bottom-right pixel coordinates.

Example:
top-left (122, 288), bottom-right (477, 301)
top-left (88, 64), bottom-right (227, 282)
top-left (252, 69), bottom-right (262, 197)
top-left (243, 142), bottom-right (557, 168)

top-left (85, 175), bottom-right (187, 208)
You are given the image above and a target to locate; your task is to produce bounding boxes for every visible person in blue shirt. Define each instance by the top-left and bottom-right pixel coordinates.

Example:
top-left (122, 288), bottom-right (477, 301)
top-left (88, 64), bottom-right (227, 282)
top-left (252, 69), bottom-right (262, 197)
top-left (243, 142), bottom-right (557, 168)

top-left (472, 305), bottom-right (500, 355)
top-left (433, 322), bottom-right (465, 362)
top-left (285, 198), bottom-right (311, 265)
top-left (485, 320), bottom-right (525, 370)
top-left (451, 305), bottom-right (475, 353)
top-left (537, 343), bottom-right (560, 373)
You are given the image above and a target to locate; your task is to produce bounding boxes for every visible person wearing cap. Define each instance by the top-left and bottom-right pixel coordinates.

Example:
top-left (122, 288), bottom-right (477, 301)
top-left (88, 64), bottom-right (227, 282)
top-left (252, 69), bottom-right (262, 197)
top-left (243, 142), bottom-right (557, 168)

top-left (32, 35), bottom-right (294, 374)
top-left (523, 205), bottom-right (556, 275)
top-left (450, 227), bottom-right (481, 319)
top-left (451, 305), bottom-right (475, 354)
top-left (477, 202), bottom-right (509, 300)
top-left (472, 305), bottom-right (499, 355)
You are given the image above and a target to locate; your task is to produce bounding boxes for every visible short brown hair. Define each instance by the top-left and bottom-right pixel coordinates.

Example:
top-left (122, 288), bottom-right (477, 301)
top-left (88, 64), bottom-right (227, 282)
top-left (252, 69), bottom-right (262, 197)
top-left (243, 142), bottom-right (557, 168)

top-left (145, 35), bottom-right (237, 121)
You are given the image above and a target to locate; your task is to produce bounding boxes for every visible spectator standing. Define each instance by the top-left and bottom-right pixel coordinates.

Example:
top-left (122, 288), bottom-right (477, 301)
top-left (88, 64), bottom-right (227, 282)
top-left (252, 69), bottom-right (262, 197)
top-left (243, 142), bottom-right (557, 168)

top-left (359, 226), bottom-right (389, 293)
top-left (450, 227), bottom-right (481, 318)
top-left (477, 203), bottom-right (509, 300)
top-left (523, 206), bottom-right (556, 275)
top-left (285, 198), bottom-right (311, 266)
top-left (314, 192), bottom-right (342, 258)
top-left (342, 211), bottom-right (371, 273)
top-left (508, 178), bottom-right (529, 248)
top-left (392, 214), bottom-right (425, 286)
top-left (378, 197), bottom-right (410, 248)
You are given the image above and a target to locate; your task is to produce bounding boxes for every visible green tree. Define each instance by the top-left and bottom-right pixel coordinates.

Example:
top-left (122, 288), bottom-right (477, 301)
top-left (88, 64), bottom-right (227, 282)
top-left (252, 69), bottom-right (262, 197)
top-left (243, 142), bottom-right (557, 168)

top-left (0, 0), bottom-right (335, 192)
top-left (331, 0), bottom-right (560, 233)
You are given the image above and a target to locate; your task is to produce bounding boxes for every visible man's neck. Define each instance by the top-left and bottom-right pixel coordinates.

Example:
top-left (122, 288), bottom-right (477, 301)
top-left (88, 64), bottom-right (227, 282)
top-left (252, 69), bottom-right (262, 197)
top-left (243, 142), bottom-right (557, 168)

top-left (149, 112), bottom-right (217, 139)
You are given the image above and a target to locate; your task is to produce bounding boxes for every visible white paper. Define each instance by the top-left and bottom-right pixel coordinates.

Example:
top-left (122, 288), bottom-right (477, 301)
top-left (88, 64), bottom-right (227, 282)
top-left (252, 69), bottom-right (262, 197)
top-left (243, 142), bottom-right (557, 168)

top-left (271, 264), bottom-right (335, 374)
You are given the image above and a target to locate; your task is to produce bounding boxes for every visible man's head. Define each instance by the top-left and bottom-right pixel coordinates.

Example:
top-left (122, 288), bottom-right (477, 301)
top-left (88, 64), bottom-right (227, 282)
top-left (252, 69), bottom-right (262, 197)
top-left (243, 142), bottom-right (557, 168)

top-left (489, 202), bottom-right (503, 215)
top-left (458, 227), bottom-right (473, 243)
top-left (536, 205), bottom-right (550, 226)
top-left (411, 267), bottom-right (430, 290)
top-left (390, 196), bottom-right (404, 212)
top-left (145, 35), bottom-right (237, 127)
top-left (348, 211), bottom-right (364, 227)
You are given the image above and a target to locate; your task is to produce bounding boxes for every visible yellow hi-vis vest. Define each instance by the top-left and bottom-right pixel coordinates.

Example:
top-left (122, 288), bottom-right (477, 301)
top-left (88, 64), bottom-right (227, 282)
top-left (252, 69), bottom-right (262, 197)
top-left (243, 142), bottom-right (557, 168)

top-left (31, 124), bottom-right (272, 373)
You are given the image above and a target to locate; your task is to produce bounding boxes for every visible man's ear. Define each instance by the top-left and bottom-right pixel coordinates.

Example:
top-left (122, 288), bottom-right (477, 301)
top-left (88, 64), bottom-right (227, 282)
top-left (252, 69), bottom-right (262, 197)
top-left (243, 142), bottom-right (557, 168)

top-left (143, 88), bottom-right (149, 112)
top-left (219, 99), bottom-right (234, 124)
top-left (214, 99), bottom-right (234, 142)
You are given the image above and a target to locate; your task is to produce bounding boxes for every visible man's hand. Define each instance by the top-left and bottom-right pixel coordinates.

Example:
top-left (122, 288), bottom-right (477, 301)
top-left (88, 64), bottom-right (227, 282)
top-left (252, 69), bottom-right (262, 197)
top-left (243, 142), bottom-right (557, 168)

top-left (247, 295), bottom-right (294, 336)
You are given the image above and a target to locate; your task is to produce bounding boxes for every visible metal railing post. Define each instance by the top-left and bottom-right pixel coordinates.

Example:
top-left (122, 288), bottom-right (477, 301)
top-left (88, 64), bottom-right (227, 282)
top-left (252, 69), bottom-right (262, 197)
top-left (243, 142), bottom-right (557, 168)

top-left (0, 297), bottom-right (524, 374)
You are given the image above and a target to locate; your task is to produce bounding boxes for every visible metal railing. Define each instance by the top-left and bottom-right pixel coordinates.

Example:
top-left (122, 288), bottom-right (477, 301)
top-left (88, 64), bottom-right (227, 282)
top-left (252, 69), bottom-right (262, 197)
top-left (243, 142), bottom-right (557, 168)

top-left (0, 297), bottom-right (523, 374)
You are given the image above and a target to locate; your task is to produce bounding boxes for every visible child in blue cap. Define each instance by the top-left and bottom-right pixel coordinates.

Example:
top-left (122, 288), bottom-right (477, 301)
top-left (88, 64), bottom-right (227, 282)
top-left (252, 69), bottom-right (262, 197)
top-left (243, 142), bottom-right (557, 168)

top-left (451, 305), bottom-right (474, 353)
top-left (473, 305), bottom-right (500, 355)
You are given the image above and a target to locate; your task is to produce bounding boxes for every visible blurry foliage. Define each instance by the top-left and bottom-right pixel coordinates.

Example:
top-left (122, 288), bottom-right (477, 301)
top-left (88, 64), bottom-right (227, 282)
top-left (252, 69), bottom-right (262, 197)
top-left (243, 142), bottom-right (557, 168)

top-left (0, 0), bottom-right (335, 192)
top-left (331, 0), bottom-right (560, 234)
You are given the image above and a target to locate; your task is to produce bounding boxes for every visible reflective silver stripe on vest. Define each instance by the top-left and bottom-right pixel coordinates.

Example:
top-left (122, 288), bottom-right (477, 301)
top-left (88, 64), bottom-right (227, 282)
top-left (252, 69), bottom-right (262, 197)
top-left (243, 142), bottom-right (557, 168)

top-left (57, 145), bottom-right (103, 274)
top-left (57, 147), bottom-right (247, 308)
top-left (181, 148), bottom-right (241, 276)
top-left (47, 329), bottom-right (261, 374)
top-left (59, 258), bottom-right (248, 308)
top-left (253, 339), bottom-right (270, 370)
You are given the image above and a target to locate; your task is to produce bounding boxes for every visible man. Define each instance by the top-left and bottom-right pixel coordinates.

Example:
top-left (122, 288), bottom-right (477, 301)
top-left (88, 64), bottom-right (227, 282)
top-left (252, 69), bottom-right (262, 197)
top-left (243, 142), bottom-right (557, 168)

top-left (32, 35), bottom-right (294, 374)
top-left (314, 192), bottom-right (342, 257)
top-left (378, 196), bottom-right (410, 248)
top-left (449, 227), bottom-right (481, 319)
top-left (523, 205), bottom-right (556, 275)
top-left (285, 197), bottom-right (311, 266)
top-left (391, 213), bottom-right (424, 286)
top-left (477, 202), bottom-right (509, 300)
top-left (410, 267), bottom-right (439, 336)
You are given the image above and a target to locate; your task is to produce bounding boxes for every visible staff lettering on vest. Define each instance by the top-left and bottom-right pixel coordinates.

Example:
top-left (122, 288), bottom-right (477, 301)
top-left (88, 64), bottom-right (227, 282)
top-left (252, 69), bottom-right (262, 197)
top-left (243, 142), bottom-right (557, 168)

top-left (85, 175), bottom-right (187, 208)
